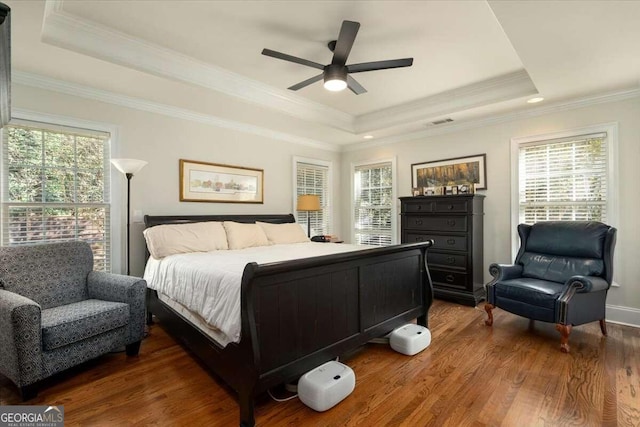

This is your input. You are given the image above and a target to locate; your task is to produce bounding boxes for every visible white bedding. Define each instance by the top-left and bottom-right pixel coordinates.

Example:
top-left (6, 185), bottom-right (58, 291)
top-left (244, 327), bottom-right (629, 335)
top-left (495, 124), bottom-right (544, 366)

top-left (144, 242), bottom-right (369, 346)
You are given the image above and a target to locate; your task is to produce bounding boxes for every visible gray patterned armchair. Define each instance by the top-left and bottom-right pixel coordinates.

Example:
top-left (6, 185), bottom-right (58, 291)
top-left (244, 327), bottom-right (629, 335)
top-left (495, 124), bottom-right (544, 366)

top-left (0, 241), bottom-right (146, 399)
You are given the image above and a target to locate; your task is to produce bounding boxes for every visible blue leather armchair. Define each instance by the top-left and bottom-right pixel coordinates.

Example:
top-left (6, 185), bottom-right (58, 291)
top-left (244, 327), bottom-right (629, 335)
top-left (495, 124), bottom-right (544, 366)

top-left (0, 241), bottom-right (146, 399)
top-left (484, 221), bottom-right (616, 352)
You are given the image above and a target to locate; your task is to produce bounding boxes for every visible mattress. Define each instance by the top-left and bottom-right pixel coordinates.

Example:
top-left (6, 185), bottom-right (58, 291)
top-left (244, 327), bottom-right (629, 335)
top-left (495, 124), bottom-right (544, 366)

top-left (144, 242), bottom-right (369, 346)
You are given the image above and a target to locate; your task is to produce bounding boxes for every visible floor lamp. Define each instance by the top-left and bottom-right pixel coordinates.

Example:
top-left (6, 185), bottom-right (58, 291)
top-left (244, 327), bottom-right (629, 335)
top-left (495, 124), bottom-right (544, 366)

top-left (111, 158), bottom-right (147, 275)
top-left (296, 194), bottom-right (321, 237)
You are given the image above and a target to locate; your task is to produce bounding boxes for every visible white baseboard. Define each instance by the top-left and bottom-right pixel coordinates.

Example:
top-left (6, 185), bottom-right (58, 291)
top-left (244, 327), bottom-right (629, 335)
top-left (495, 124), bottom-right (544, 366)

top-left (606, 304), bottom-right (640, 328)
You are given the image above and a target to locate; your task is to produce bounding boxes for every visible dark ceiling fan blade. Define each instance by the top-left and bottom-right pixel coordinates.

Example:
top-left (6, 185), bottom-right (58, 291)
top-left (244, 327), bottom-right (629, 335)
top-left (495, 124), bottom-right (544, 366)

top-left (262, 48), bottom-right (325, 70)
top-left (347, 75), bottom-right (367, 95)
top-left (347, 58), bottom-right (413, 73)
top-left (331, 20), bottom-right (360, 66)
top-left (288, 74), bottom-right (324, 91)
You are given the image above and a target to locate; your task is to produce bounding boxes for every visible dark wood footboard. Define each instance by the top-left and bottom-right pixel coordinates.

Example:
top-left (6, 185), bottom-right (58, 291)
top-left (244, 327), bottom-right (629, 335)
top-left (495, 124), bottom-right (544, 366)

top-left (144, 214), bottom-right (433, 426)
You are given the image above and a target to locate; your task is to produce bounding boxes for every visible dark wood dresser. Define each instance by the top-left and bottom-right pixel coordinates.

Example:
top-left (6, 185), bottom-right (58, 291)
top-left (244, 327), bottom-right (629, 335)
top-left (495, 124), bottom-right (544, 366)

top-left (400, 195), bottom-right (485, 306)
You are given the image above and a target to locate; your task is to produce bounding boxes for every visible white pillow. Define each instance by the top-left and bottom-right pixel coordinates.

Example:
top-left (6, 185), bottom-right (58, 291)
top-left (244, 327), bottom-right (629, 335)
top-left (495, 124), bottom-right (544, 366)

top-left (257, 222), bottom-right (310, 244)
top-left (143, 221), bottom-right (228, 259)
top-left (223, 221), bottom-right (270, 250)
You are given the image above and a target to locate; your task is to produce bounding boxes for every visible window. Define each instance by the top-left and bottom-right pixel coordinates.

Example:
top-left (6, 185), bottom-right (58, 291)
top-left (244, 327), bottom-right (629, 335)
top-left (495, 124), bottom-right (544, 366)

top-left (293, 157), bottom-right (332, 236)
top-left (1, 121), bottom-right (112, 271)
top-left (352, 159), bottom-right (396, 246)
top-left (511, 123), bottom-right (618, 255)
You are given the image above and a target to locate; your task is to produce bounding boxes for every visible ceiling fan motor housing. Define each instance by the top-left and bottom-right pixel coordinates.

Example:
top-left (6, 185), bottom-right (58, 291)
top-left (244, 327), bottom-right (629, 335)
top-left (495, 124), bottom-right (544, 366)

top-left (324, 64), bottom-right (348, 84)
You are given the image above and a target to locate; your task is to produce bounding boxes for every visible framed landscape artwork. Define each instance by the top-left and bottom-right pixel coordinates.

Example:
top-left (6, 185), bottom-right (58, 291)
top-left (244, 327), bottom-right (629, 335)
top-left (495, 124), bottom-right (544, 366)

top-left (411, 154), bottom-right (487, 191)
top-left (179, 159), bottom-right (264, 203)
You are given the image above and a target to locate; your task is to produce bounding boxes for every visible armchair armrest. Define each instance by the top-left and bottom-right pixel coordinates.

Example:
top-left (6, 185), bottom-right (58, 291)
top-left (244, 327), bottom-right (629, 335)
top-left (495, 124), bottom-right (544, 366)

top-left (0, 290), bottom-right (43, 387)
top-left (87, 272), bottom-right (147, 344)
top-left (565, 276), bottom-right (610, 293)
top-left (87, 271), bottom-right (146, 303)
top-left (488, 263), bottom-right (523, 281)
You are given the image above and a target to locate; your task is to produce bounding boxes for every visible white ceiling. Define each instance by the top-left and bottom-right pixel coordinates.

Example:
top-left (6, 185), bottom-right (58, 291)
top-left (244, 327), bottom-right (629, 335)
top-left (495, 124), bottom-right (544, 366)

top-left (7, 1), bottom-right (640, 148)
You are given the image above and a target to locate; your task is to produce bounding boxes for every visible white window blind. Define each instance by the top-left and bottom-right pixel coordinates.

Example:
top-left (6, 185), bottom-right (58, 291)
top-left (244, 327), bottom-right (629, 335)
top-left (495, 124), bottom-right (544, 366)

top-left (518, 132), bottom-right (608, 224)
top-left (295, 161), bottom-right (330, 236)
top-left (1, 122), bottom-right (112, 271)
top-left (354, 161), bottom-right (393, 246)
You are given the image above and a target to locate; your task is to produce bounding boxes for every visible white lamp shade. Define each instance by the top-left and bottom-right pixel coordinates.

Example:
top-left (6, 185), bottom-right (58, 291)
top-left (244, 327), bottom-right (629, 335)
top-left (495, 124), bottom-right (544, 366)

top-left (111, 158), bottom-right (148, 175)
top-left (297, 194), bottom-right (321, 211)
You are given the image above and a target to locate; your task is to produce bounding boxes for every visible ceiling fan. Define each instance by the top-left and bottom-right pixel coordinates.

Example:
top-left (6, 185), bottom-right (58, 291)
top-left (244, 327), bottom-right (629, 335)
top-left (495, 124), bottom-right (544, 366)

top-left (262, 20), bottom-right (413, 95)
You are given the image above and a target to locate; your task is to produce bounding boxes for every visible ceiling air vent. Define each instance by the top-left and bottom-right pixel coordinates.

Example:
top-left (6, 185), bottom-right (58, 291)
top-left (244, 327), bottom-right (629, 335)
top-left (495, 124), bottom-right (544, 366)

top-left (429, 118), bottom-right (454, 126)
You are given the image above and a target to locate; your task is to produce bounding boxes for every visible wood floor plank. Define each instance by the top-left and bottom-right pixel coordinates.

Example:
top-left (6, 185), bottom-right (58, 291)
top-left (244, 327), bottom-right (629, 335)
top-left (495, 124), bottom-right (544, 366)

top-left (1, 300), bottom-right (639, 426)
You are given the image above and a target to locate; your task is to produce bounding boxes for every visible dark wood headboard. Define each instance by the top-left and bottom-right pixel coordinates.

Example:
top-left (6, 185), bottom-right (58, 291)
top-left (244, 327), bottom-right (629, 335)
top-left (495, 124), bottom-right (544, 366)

top-left (143, 213), bottom-right (295, 228)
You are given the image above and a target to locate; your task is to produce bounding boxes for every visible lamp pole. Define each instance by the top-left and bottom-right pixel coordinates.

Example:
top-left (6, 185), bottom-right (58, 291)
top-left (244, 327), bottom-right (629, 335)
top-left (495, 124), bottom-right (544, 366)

top-left (126, 172), bottom-right (132, 275)
top-left (111, 158), bottom-right (147, 276)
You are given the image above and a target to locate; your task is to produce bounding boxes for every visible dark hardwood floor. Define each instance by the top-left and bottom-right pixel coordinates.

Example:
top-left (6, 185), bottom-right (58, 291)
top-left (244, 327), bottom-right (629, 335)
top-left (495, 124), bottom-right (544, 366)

top-left (1, 300), bottom-right (639, 426)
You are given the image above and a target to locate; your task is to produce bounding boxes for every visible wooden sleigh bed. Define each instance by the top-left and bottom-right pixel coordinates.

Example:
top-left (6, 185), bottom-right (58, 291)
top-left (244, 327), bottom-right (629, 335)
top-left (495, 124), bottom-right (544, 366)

top-left (143, 213), bottom-right (434, 426)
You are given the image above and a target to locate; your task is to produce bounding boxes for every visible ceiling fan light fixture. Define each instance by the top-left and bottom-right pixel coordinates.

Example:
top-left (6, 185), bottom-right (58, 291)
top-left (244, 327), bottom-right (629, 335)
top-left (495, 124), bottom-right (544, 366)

top-left (324, 78), bottom-right (347, 91)
top-left (262, 20), bottom-right (413, 95)
top-left (323, 64), bottom-right (348, 92)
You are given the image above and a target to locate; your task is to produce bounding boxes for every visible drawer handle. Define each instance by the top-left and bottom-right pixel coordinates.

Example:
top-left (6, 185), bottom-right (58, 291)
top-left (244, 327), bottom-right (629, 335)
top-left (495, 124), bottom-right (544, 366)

top-left (447, 256), bottom-right (455, 264)
top-left (447, 219), bottom-right (456, 226)
top-left (448, 204), bottom-right (454, 210)
top-left (447, 238), bottom-right (456, 245)
top-left (445, 274), bottom-right (455, 283)
top-left (417, 205), bottom-right (422, 210)
top-left (415, 219), bottom-right (423, 225)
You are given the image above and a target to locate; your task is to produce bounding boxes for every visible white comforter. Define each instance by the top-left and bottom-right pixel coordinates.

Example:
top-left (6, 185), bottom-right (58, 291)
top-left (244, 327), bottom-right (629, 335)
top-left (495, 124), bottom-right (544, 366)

top-left (144, 242), bottom-right (368, 345)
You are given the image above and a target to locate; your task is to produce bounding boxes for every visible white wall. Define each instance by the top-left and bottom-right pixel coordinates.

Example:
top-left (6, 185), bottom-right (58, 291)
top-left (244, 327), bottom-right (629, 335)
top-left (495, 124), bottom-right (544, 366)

top-left (341, 97), bottom-right (640, 320)
top-left (11, 83), bottom-right (640, 323)
top-left (12, 84), bottom-right (342, 277)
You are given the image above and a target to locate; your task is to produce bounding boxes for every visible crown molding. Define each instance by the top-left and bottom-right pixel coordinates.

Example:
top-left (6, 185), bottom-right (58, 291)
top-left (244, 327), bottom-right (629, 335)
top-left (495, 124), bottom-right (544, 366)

top-left (345, 87), bottom-right (640, 152)
top-left (353, 70), bottom-right (538, 134)
top-left (41, 1), bottom-right (354, 133)
top-left (14, 71), bottom-right (340, 152)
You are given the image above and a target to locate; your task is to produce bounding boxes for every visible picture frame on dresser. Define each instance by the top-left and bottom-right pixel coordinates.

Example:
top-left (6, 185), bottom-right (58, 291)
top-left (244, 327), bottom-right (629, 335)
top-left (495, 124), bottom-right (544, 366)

top-left (411, 154), bottom-right (487, 191)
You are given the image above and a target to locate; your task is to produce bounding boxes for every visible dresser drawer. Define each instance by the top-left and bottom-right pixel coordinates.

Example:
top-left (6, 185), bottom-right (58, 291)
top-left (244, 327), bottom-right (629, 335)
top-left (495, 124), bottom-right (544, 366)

top-left (428, 252), bottom-right (467, 270)
top-left (402, 200), bottom-right (434, 213)
top-left (430, 269), bottom-right (468, 289)
top-left (405, 233), bottom-right (468, 252)
top-left (404, 215), bottom-right (467, 232)
top-left (434, 199), bottom-right (469, 213)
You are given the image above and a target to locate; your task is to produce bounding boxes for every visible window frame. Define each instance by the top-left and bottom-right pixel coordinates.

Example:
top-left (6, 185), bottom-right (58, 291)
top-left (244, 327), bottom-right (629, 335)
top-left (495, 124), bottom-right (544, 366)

top-left (510, 122), bottom-right (619, 258)
top-left (1, 109), bottom-right (122, 273)
top-left (350, 157), bottom-right (397, 246)
top-left (292, 156), bottom-right (333, 236)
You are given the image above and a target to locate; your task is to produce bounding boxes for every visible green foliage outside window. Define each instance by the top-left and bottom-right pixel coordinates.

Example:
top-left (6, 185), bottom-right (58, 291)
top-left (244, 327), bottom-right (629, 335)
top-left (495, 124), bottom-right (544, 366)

top-left (4, 125), bottom-right (110, 271)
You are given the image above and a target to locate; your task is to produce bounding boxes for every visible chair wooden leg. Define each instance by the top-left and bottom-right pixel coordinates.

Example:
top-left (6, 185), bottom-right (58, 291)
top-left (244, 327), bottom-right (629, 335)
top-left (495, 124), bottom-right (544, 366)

top-left (556, 324), bottom-right (572, 353)
top-left (126, 340), bottom-right (141, 356)
top-left (599, 319), bottom-right (608, 336)
top-left (20, 384), bottom-right (38, 401)
top-left (484, 303), bottom-right (494, 326)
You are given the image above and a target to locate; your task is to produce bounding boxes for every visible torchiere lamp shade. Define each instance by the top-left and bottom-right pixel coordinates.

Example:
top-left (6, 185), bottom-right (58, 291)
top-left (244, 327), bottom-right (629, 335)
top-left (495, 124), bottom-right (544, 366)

top-left (111, 159), bottom-right (148, 175)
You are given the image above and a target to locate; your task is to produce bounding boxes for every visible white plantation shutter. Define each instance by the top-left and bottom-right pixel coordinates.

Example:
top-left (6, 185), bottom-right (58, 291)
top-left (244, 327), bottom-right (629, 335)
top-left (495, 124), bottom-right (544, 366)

top-left (295, 160), bottom-right (330, 236)
top-left (1, 122), bottom-right (112, 271)
top-left (354, 161), bottom-right (393, 246)
top-left (518, 132), bottom-right (608, 224)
